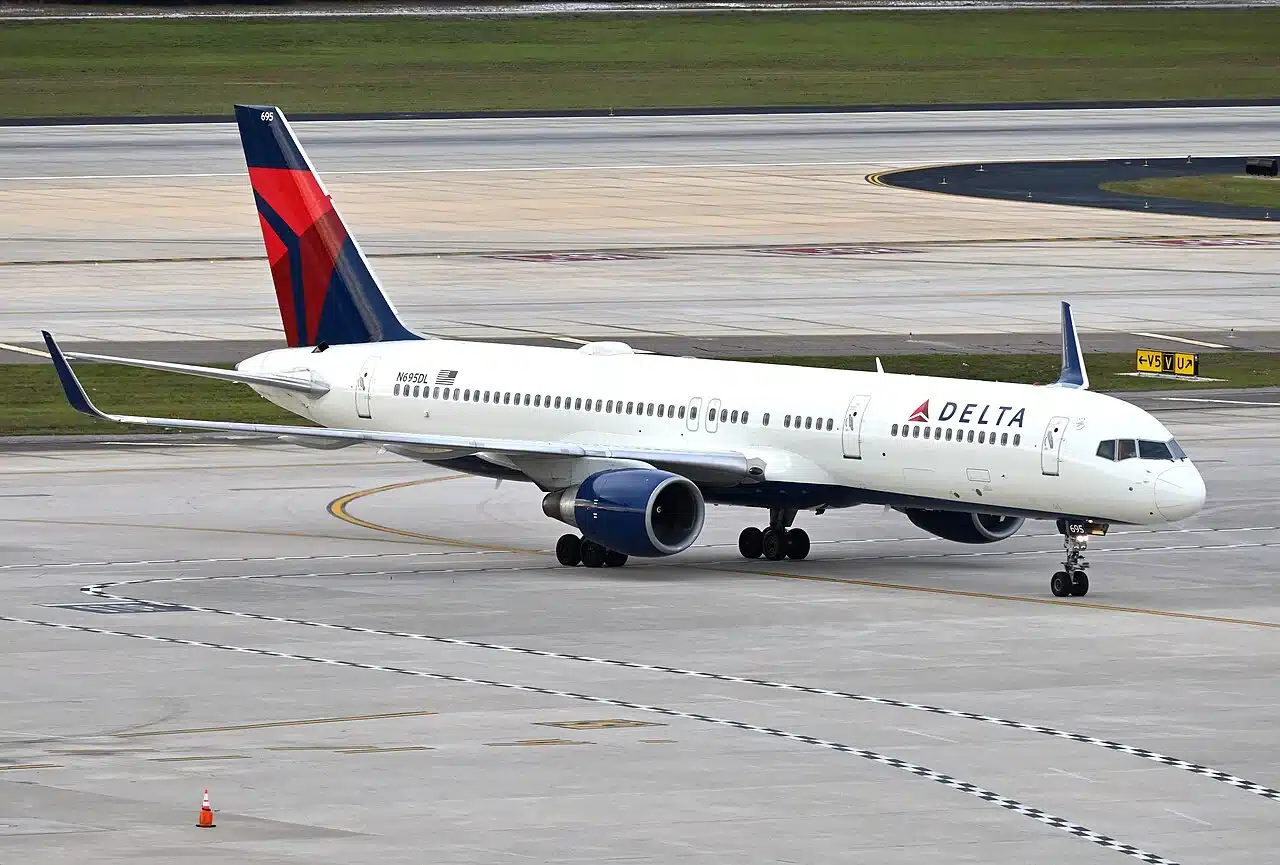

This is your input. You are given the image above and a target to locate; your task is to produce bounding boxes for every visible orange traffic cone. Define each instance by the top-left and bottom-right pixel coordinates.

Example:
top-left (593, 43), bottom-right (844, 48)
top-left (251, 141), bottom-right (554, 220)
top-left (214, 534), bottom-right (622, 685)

top-left (196, 789), bottom-right (216, 828)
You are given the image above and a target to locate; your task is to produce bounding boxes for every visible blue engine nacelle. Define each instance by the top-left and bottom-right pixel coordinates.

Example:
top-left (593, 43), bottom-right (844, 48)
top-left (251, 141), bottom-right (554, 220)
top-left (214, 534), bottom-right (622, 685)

top-left (903, 509), bottom-right (1024, 544)
top-left (541, 468), bottom-right (706, 557)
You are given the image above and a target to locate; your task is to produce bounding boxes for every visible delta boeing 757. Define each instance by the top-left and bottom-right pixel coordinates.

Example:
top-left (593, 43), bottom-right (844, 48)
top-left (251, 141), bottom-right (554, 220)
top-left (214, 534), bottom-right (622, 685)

top-left (41, 105), bottom-right (1206, 597)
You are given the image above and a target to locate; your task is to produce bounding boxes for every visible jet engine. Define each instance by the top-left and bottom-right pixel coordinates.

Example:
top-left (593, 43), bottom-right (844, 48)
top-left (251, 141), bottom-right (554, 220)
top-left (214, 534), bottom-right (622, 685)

top-left (542, 468), bottom-right (705, 557)
top-left (903, 509), bottom-right (1025, 544)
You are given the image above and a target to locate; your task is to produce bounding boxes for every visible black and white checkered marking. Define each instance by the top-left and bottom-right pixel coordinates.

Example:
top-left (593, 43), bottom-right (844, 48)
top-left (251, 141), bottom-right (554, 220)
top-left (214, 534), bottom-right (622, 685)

top-left (0, 613), bottom-right (1180, 865)
top-left (82, 571), bottom-right (1280, 806)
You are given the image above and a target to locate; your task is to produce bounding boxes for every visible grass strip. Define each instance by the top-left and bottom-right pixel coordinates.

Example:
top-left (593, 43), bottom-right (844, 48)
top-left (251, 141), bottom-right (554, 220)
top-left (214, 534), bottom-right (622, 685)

top-left (2, 11), bottom-right (1279, 118)
top-left (3, 352), bottom-right (1276, 437)
top-left (1101, 175), bottom-right (1280, 210)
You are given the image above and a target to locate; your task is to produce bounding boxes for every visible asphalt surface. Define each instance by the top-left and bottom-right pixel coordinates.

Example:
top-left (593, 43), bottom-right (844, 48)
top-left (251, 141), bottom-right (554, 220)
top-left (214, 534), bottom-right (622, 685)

top-left (4, 107), bottom-right (1280, 347)
top-left (878, 156), bottom-right (1280, 220)
top-left (1, 399), bottom-right (1277, 864)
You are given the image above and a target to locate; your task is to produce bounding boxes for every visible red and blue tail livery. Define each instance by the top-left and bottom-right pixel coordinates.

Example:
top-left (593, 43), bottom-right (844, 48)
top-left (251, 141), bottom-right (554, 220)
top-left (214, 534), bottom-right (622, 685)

top-left (234, 105), bottom-right (420, 348)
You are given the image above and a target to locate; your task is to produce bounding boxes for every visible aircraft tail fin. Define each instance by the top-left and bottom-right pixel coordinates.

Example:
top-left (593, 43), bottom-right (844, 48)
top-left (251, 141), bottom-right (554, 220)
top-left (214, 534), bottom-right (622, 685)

top-left (234, 104), bottom-right (423, 348)
top-left (1054, 301), bottom-right (1089, 389)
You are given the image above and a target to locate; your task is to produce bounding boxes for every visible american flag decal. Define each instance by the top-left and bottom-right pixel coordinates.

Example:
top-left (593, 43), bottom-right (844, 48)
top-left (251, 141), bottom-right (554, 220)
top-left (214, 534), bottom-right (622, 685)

top-left (436, 370), bottom-right (458, 386)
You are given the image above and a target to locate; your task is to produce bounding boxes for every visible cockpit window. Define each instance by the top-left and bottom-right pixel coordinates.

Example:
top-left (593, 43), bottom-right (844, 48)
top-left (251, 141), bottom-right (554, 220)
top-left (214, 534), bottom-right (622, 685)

top-left (1138, 440), bottom-right (1174, 461)
top-left (1102, 438), bottom-right (1186, 461)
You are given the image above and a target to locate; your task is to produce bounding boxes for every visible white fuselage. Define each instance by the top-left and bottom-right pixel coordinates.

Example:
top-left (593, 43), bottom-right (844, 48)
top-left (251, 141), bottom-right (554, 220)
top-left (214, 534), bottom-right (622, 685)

top-left (240, 338), bottom-right (1205, 526)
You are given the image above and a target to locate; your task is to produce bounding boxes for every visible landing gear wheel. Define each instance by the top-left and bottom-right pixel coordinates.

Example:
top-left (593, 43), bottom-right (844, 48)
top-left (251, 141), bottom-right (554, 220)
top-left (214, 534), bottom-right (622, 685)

top-left (1050, 571), bottom-right (1071, 597)
top-left (580, 540), bottom-right (607, 568)
top-left (785, 528), bottom-right (810, 561)
top-left (604, 550), bottom-right (629, 568)
top-left (1070, 570), bottom-right (1089, 597)
top-left (762, 527), bottom-right (789, 561)
top-left (556, 534), bottom-right (582, 567)
top-left (738, 527), bottom-right (764, 559)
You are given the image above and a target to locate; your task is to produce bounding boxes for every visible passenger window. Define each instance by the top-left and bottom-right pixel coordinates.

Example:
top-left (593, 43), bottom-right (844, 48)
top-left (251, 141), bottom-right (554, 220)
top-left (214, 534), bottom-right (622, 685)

top-left (730, 409), bottom-right (738, 423)
top-left (394, 384), bottom-right (401, 396)
top-left (1096, 440), bottom-right (1116, 461)
top-left (1118, 439), bottom-right (1138, 460)
top-left (483, 390), bottom-right (490, 403)
top-left (505, 393), bottom-right (512, 405)
top-left (525, 394), bottom-right (531, 406)
top-left (534, 394), bottom-right (541, 407)
top-left (1139, 440), bottom-right (1174, 460)
top-left (742, 411), bottom-right (749, 424)
top-left (826, 419), bottom-right (833, 431)
top-left (762, 412), bottom-right (769, 426)
top-left (1001, 433), bottom-right (1008, 446)
top-left (784, 415), bottom-right (791, 428)
top-left (657, 404), bottom-right (665, 418)
top-left (605, 399), bottom-right (613, 413)
top-left (967, 430), bottom-right (974, 443)
top-left (944, 428), bottom-right (952, 441)
top-left (803, 417), bottom-right (810, 430)
top-left (923, 425), bottom-right (930, 437)
top-left (574, 398), bottom-right (582, 410)
top-left (433, 387), bottom-right (440, 399)
top-left (912, 425), bottom-right (920, 438)
top-left (720, 408), bottom-right (727, 422)
top-left (891, 423), bottom-right (899, 436)
top-left (935, 428), bottom-right (942, 440)
top-left (669, 405), bottom-right (675, 417)
top-left (1013, 434), bottom-right (1020, 446)
top-left (691, 406), bottom-right (698, 420)
top-left (554, 397), bottom-right (562, 409)
top-left (648, 404), bottom-right (655, 417)
top-left (679, 406), bottom-right (687, 419)
top-left (978, 431), bottom-right (985, 444)
top-left (453, 389), bottom-right (460, 400)
top-left (443, 388), bottom-right (450, 400)
top-left (595, 399), bottom-right (602, 411)
top-left (625, 401), bottom-right (632, 414)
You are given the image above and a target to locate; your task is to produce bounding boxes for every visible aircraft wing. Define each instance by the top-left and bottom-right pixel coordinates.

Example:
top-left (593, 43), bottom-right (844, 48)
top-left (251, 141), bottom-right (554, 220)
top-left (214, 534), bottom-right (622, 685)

top-left (43, 332), bottom-right (762, 483)
top-left (62, 349), bottom-right (330, 397)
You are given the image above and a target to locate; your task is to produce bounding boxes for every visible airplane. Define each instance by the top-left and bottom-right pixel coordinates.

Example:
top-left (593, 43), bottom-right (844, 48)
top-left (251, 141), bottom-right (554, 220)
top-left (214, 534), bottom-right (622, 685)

top-left (40, 104), bottom-right (1207, 598)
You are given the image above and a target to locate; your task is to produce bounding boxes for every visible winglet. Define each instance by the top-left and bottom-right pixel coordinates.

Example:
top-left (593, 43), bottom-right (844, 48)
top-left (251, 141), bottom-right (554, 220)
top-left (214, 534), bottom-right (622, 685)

top-left (1055, 302), bottom-right (1089, 389)
top-left (42, 331), bottom-right (109, 419)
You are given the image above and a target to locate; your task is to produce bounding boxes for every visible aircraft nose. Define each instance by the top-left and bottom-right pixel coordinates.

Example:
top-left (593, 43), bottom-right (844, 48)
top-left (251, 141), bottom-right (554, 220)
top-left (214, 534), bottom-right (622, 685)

top-left (1155, 462), bottom-right (1206, 521)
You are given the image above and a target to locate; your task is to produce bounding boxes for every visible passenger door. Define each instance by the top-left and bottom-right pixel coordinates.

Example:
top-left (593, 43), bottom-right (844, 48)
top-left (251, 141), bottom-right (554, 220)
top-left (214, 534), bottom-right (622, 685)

top-left (1041, 415), bottom-right (1068, 476)
top-left (841, 394), bottom-right (872, 459)
top-left (355, 356), bottom-right (379, 419)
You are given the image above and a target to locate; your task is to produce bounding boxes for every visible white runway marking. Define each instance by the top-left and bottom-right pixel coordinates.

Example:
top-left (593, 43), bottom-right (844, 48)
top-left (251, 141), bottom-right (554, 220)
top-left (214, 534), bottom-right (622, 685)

top-left (76, 565), bottom-right (1280, 807)
top-left (2, 523), bottom-right (1276, 572)
top-left (1131, 332), bottom-right (1229, 349)
top-left (1157, 397), bottom-right (1280, 407)
top-left (0, 159), bottom-right (871, 183)
top-left (0, 612), bottom-right (1184, 865)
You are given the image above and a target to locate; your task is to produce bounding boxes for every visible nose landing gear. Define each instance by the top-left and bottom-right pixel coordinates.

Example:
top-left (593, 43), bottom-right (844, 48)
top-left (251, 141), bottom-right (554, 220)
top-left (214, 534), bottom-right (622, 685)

top-left (738, 508), bottom-right (810, 561)
top-left (1051, 519), bottom-right (1106, 597)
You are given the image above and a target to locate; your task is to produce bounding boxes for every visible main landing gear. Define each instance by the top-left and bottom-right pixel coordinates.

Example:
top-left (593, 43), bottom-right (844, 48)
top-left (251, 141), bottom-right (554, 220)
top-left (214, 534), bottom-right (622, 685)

top-left (1050, 519), bottom-right (1103, 597)
top-left (555, 534), bottom-right (628, 568)
top-left (738, 508), bottom-right (810, 561)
